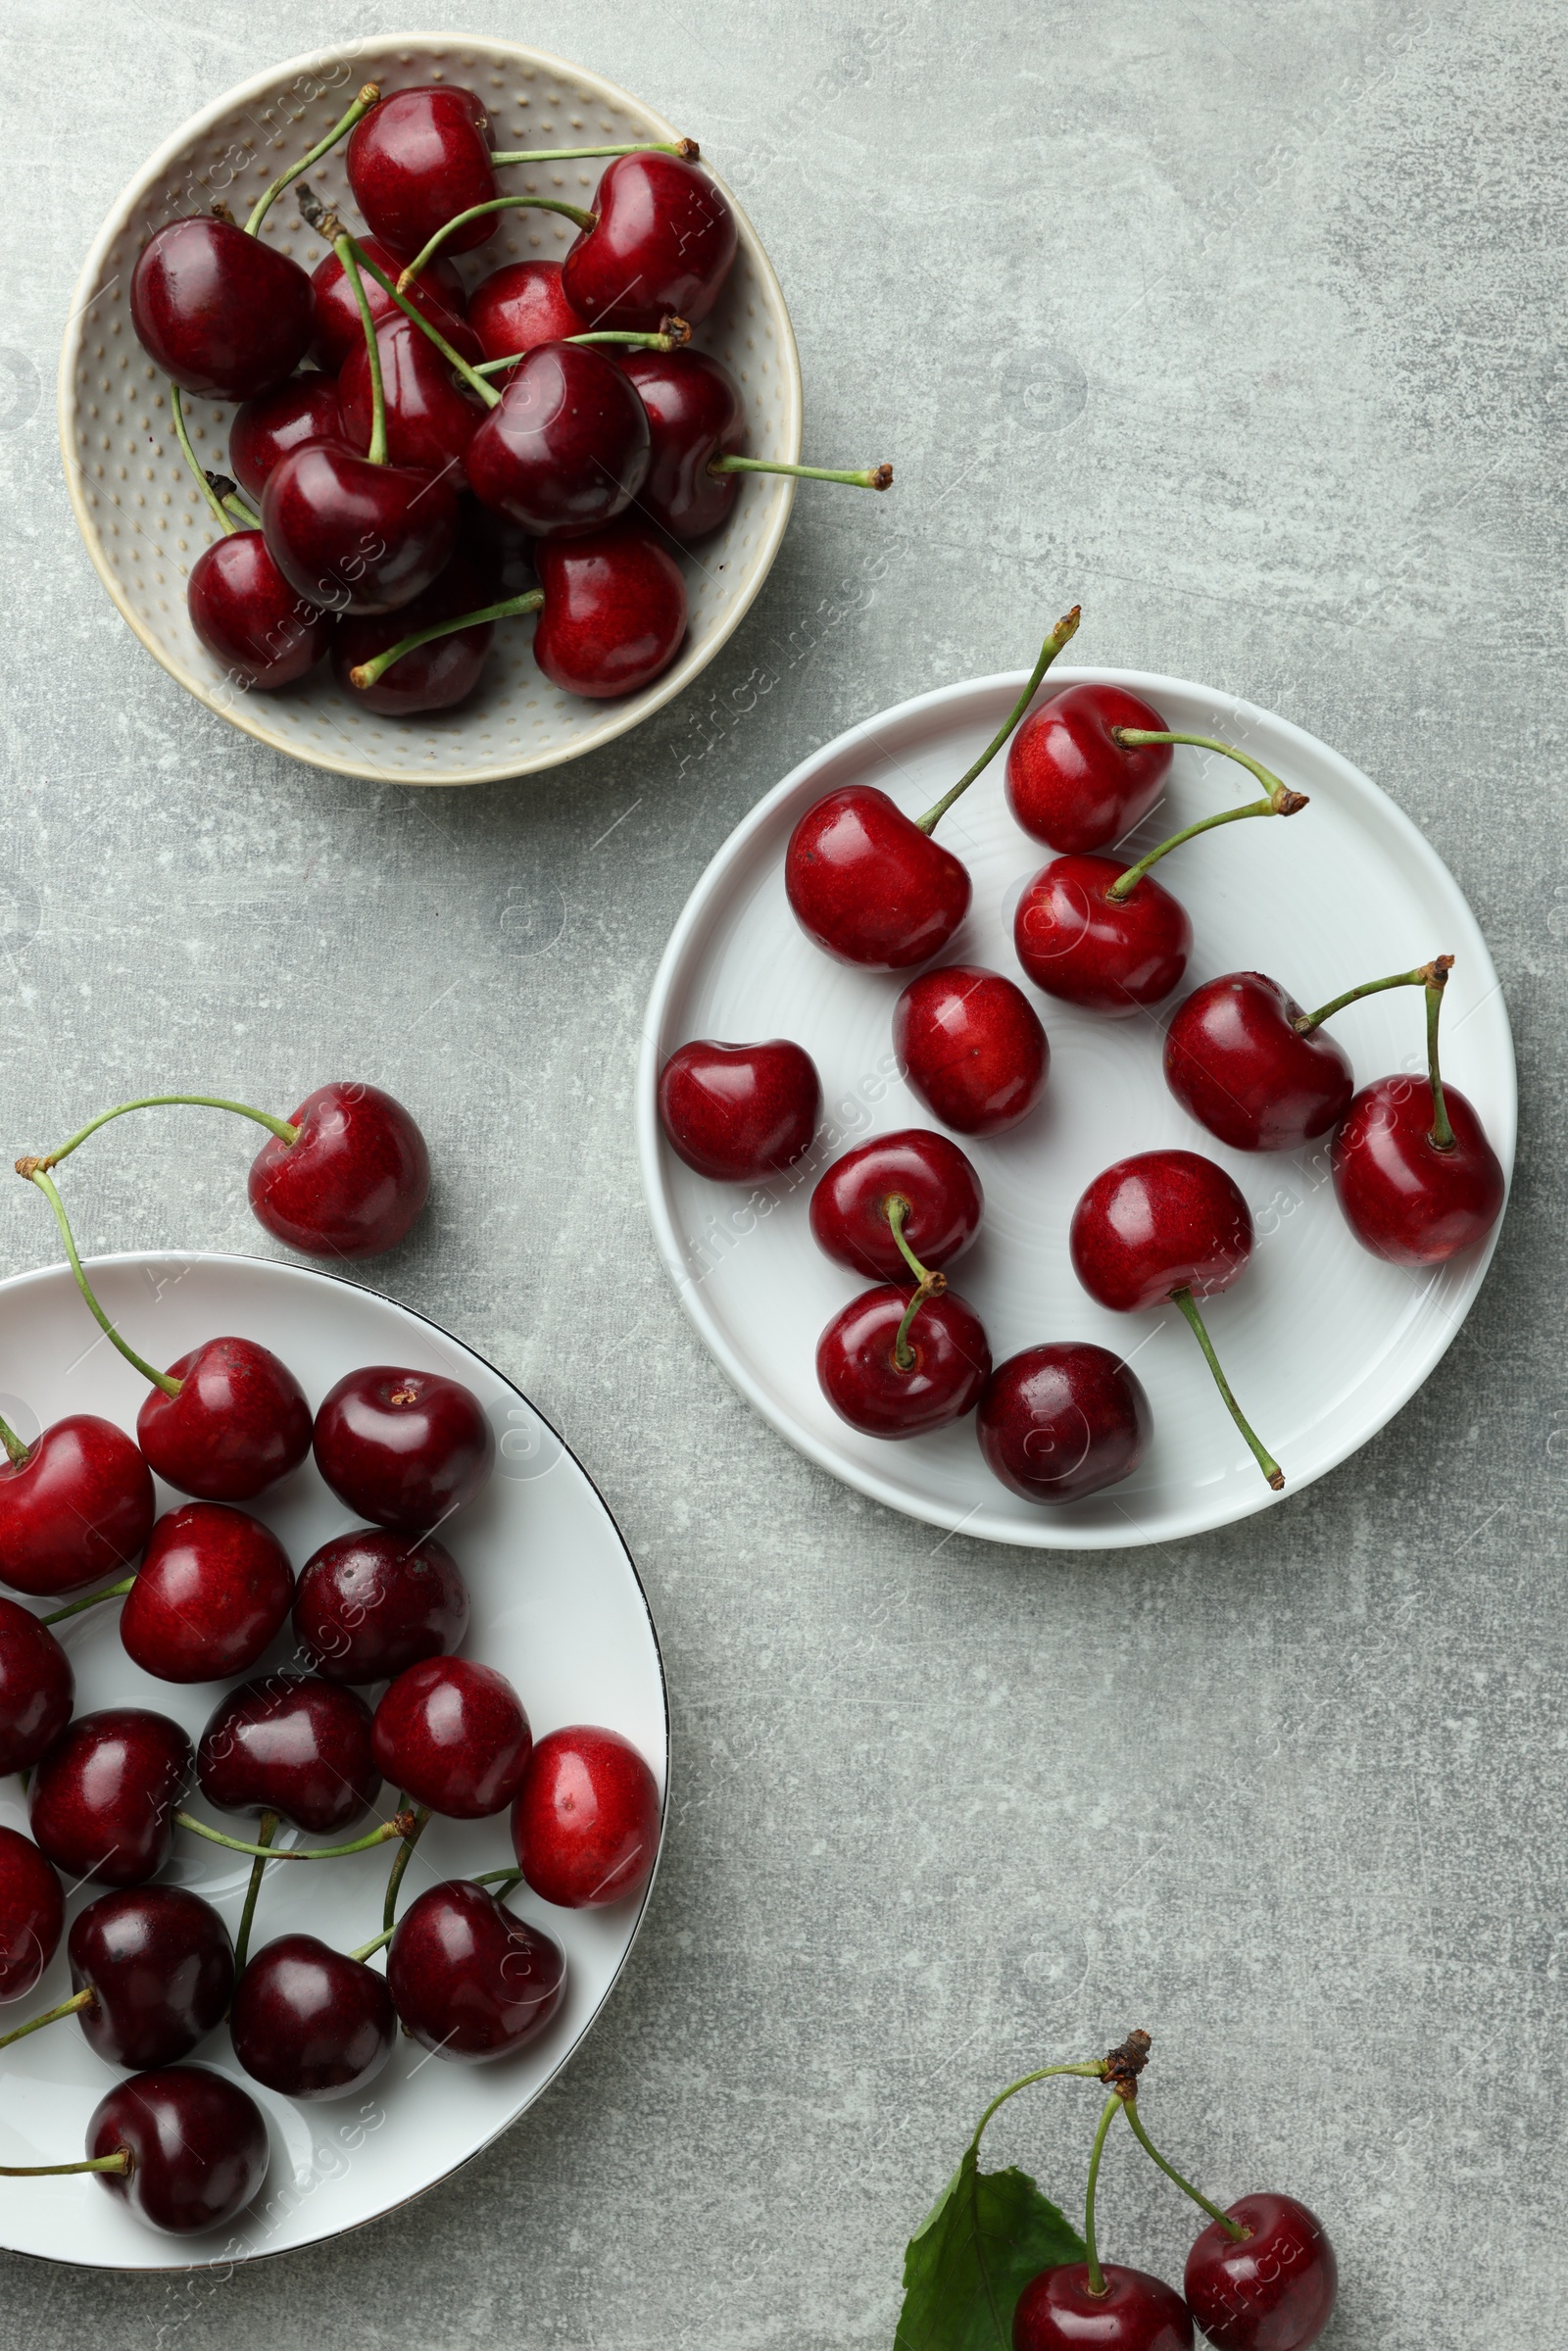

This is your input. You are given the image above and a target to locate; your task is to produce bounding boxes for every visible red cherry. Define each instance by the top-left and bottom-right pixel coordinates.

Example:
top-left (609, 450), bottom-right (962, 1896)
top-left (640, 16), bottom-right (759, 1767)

top-left (0, 1414), bottom-right (154, 1596)
top-left (816, 1282), bottom-right (991, 1438)
top-left (293, 1527), bottom-right (468, 1685)
top-left (0, 1826), bottom-right (64, 2001)
top-left (1005, 682), bottom-right (1174, 851)
top-left (311, 233), bottom-right (466, 371)
top-left (228, 372), bottom-right (343, 506)
top-left (86, 2066), bottom-right (269, 2234)
top-left (136, 1336), bottom-right (312, 1503)
top-left (1333, 1077), bottom-right (1503, 1265)
top-left (29, 1708), bottom-right (193, 1886)
top-left (809, 1129), bottom-right (983, 1279)
top-left (619, 348), bottom-right (744, 541)
top-left (894, 964), bottom-right (1050, 1137)
top-left (562, 153), bottom-right (737, 330)
top-left (247, 1080), bottom-right (431, 1260)
top-left (387, 1880), bottom-right (565, 2061)
top-left (313, 1364), bottom-right (495, 1534)
top-left (1184, 2192), bottom-right (1337, 2351)
top-left (1071, 1151), bottom-right (1252, 1314)
top-left (187, 532), bottom-right (334, 691)
top-left (332, 557), bottom-right (497, 715)
top-left (977, 1342), bottom-right (1152, 1504)
top-left (0, 1598), bottom-right (73, 1773)
top-left (510, 1726), bottom-right (661, 1908)
top-left (657, 1039), bottom-right (821, 1182)
top-left (785, 787), bottom-right (971, 971)
top-left (262, 439), bottom-right (459, 616)
top-left (197, 1674), bottom-right (379, 1835)
top-left (67, 1886), bottom-right (234, 2069)
top-left (346, 85), bottom-right (500, 258)
top-left (229, 1934), bottom-right (395, 2101)
top-left (532, 524), bottom-right (687, 697)
top-left (1164, 974), bottom-right (1354, 1151)
top-left (337, 313), bottom-right (488, 486)
top-left (466, 343), bottom-right (652, 540)
top-left (130, 219), bottom-right (313, 400)
top-left (119, 1502), bottom-right (293, 1684)
top-left (371, 1656), bottom-right (531, 1820)
top-left (466, 259), bottom-right (588, 366)
top-left (1012, 2261), bottom-right (1193, 2349)
top-left (1014, 854), bottom-right (1191, 1016)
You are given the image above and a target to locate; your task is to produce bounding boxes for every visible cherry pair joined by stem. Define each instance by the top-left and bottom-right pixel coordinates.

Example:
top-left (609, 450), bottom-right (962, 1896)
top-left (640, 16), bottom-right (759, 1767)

top-left (0, 1410), bottom-right (153, 1597)
top-left (816, 1203), bottom-right (992, 1439)
top-left (0, 1886), bottom-right (232, 2070)
top-left (658, 1039), bottom-right (821, 1183)
top-left (0, 2066), bottom-right (270, 2235)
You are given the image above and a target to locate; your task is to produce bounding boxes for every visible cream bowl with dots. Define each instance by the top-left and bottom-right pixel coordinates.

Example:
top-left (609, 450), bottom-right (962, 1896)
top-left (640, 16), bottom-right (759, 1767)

top-left (59, 38), bottom-right (803, 787)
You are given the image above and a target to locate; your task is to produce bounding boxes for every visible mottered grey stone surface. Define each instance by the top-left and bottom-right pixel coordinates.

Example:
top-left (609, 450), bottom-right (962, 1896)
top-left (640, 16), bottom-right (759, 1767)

top-left (0, 2), bottom-right (1562, 2344)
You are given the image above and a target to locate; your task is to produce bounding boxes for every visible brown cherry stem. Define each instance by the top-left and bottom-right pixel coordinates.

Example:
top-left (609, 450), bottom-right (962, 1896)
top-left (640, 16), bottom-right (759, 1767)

top-left (489, 136), bottom-right (699, 166)
top-left (1170, 1287), bottom-right (1282, 1491)
top-left (246, 83), bottom-right (379, 236)
top-left (0, 1985), bottom-right (96, 2052)
top-left (233, 1810), bottom-right (278, 1975)
top-left (348, 590), bottom-right (544, 691)
top-left (1105, 777), bottom-right (1308, 904)
top-left (24, 1094), bottom-right (298, 1176)
top-left (1122, 2098), bottom-right (1248, 2241)
top-left (381, 1799), bottom-right (429, 1932)
top-left (709, 456), bottom-right (894, 490)
top-left (915, 605), bottom-right (1081, 834)
top-left (21, 1171), bottom-right (181, 1397)
top-left (883, 1197), bottom-right (945, 1370)
top-left (40, 1576), bottom-right (134, 1626)
top-left (1293, 954), bottom-right (1452, 1036)
top-left (396, 194), bottom-right (596, 289)
top-left (176, 1809), bottom-right (416, 1861)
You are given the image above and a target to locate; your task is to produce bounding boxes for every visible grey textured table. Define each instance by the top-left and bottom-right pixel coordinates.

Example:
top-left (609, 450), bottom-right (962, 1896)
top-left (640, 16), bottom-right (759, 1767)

top-left (2, 4), bottom-right (1561, 2345)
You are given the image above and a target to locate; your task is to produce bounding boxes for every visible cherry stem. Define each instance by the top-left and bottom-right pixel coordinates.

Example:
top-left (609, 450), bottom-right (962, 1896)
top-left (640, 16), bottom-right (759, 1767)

top-left (1105, 770), bottom-right (1308, 903)
top-left (245, 82), bottom-right (379, 236)
top-left (169, 385), bottom-right (236, 536)
top-left (40, 1576), bottom-right (134, 1626)
top-left (348, 591), bottom-right (545, 691)
top-left (26, 1094), bottom-right (298, 1175)
top-left (1121, 2098), bottom-right (1248, 2240)
top-left (232, 1809), bottom-right (278, 1975)
top-left (1082, 2092), bottom-right (1122, 2296)
top-left (710, 456), bottom-right (895, 491)
top-left (22, 1171), bottom-right (181, 1398)
top-left (0, 1985), bottom-right (95, 2053)
top-left (175, 1809), bottom-right (416, 1861)
top-left (396, 195), bottom-right (597, 289)
top-left (1423, 963), bottom-right (1455, 1151)
top-left (881, 1200), bottom-right (947, 1371)
top-left (1294, 955), bottom-right (1452, 1035)
top-left (489, 137), bottom-right (699, 166)
top-left (335, 236), bottom-right (387, 465)
top-left (965, 2060), bottom-right (1109, 2160)
top-left (206, 472), bottom-right (262, 530)
top-left (1170, 1286), bottom-right (1282, 1491)
top-left (883, 1196), bottom-right (932, 1287)
top-left (470, 1867), bottom-right (526, 1893)
top-left (472, 322), bottom-right (692, 373)
top-left (380, 1798), bottom-right (429, 1932)
top-left (0, 2150), bottom-right (129, 2179)
top-left (0, 1413), bottom-right (28, 1469)
top-left (296, 191), bottom-right (503, 412)
top-left (915, 605), bottom-right (1082, 834)
top-left (350, 1927), bottom-right (392, 1962)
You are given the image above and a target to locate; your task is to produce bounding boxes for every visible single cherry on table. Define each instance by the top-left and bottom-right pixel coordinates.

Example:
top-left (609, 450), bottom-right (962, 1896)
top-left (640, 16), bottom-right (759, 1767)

top-left (119, 1501), bottom-right (294, 1683)
top-left (229, 1933), bottom-right (395, 2101)
top-left (977, 1341), bottom-right (1152, 1506)
top-left (658, 1038), bottom-right (821, 1183)
top-left (511, 1726), bottom-right (661, 1908)
top-left (372, 1656), bottom-right (531, 1820)
top-left (293, 1526), bottom-right (468, 1684)
top-left (894, 964), bottom-right (1050, 1138)
top-left (388, 1879), bottom-right (565, 2062)
top-left (0, 1598), bottom-right (74, 1773)
top-left (816, 1191), bottom-right (993, 1443)
top-left (0, 1824), bottom-right (64, 2002)
top-left (313, 1363), bottom-right (496, 1533)
top-left (0, 1410), bottom-right (154, 1598)
top-left (248, 1079), bottom-right (432, 1258)
top-left (198, 1674), bottom-right (381, 1836)
top-left (531, 523), bottom-right (689, 698)
top-left (1163, 972), bottom-right (1353, 1151)
top-left (29, 1707), bottom-right (193, 1886)
top-left (809, 1129), bottom-right (983, 1280)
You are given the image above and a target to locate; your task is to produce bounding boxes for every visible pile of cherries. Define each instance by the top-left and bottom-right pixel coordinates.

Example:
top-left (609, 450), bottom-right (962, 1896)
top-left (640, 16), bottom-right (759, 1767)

top-left (128, 80), bottom-right (888, 715)
top-left (658, 612), bottom-right (1506, 1502)
top-left (0, 1083), bottom-right (659, 2237)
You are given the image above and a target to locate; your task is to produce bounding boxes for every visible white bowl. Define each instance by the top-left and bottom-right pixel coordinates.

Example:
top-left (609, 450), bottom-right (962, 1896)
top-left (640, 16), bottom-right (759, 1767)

top-left (58, 36), bottom-right (802, 787)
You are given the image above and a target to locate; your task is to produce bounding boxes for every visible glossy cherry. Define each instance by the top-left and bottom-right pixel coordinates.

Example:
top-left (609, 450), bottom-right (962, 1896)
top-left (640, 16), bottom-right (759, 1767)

top-left (85, 2066), bottom-right (269, 2233)
top-left (130, 219), bottom-right (313, 400)
top-left (119, 1502), bottom-right (293, 1684)
top-left (228, 373), bottom-right (344, 505)
top-left (658, 1039), bottom-right (821, 1182)
top-left (347, 85), bottom-right (501, 258)
top-left (532, 523), bottom-right (687, 696)
top-left (620, 348), bottom-right (744, 540)
top-left (511, 1726), bottom-right (661, 1908)
top-left (1164, 973), bottom-right (1354, 1151)
top-left (466, 259), bottom-right (588, 366)
top-left (29, 1708), bottom-right (193, 1886)
top-left (313, 1364), bottom-right (495, 1533)
top-left (0, 1827), bottom-right (64, 2001)
top-left (262, 438), bottom-right (460, 616)
top-left (563, 152), bottom-right (737, 329)
top-left (816, 1282), bottom-right (991, 1438)
top-left (1334, 1077), bottom-right (1503, 1265)
top-left (197, 1674), bottom-right (380, 1835)
top-left (894, 964), bottom-right (1050, 1137)
top-left (387, 1880), bottom-right (565, 2061)
top-left (977, 1342), bottom-right (1152, 1505)
top-left (332, 555), bottom-right (497, 714)
top-left (371, 1656), bottom-right (531, 1819)
top-left (65, 1886), bottom-right (233, 2069)
top-left (293, 1526), bottom-right (468, 1684)
top-left (137, 1336), bottom-right (312, 1503)
top-left (0, 1599), bottom-right (73, 1773)
top-left (466, 342), bottom-right (651, 540)
top-left (229, 1935), bottom-right (395, 2100)
top-left (1014, 854), bottom-right (1192, 1016)
top-left (311, 233), bottom-right (466, 370)
top-left (247, 1080), bottom-right (431, 1260)
top-left (0, 1414), bottom-right (154, 1598)
top-left (1005, 681), bottom-right (1174, 851)
top-left (1184, 2192), bottom-right (1337, 2351)
top-left (188, 532), bottom-right (334, 690)
top-left (338, 312), bottom-right (488, 486)
top-left (785, 788), bottom-right (971, 971)
top-left (809, 1129), bottom-right (983, 1279)
top-left (1012, 2262), bottom-right (1193, 2349)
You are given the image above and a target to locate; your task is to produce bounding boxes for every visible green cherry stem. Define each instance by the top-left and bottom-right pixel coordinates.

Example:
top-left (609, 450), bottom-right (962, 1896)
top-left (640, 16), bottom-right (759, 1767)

top-left (470, 1867), bottom-right (527, 1893)
top-left (380, 1799), bottom-right (430, 1933)
top-left (882, 1199), bottom-right (947, 1372)
top-left (1424, 959), bottom-right (1455, 1150)
top-left (1121, 2098), bottom-right (1248, 2241)
top-left (396, 195), bottom-right (595, 289)
top-left (40, 1576), bottom-right (134, 1627)
top-left (489, 136), bottom-right (699, 166)
top-left (1170, 1287), bottom-right (1282, 1491)
top-left (335, 236), bottom-right (387, 464)
top-left (0, 1985), bottom-right (95, 2053)
top-left (0, 1413), bottom-right (28, 1469)
top-left (965, 2061), bottom-right (1110, 2160)
top-left (1082, 2093), bottom-right (1124, 2297)
top-left (207, 473), bottom-right (263, 530)
top-left (233, 1810), bottom-right (278, 1975)
top-left (21, 1171), bottom-right (180, 1397)
top-left (1294, 953), bottom-right (1452, 1037)
top-left (176, 1810), bottom-right (416, 1862)
top-left (295, 188), bottom-right (503, 411)
top-left (170, 385), bottom-right (235, 535)
top-left (915, 605), bottom-right (1082, 834)
top-left (347, 591), bottom-right (544, 691)
top-left (23, 1094), bottom-right (298, 1176)
top-left (1105, 775), bottom-right (1309, 905)
top-left (245, 82), bottom-right (380, 236)
top-left (349, 1925), bottom-right (393, 1962)
top-left (0, 2151), bottom-right (129, 2179)
top-left (710, 455), bottom-right (894, 490)
top-left (471, 322), bottom-right (692, 373)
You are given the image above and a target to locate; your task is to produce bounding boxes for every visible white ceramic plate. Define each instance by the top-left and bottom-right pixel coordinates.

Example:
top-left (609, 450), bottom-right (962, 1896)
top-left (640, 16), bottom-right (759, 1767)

top-left (59, 36), bottom-right (802, 785)
top-left (637, 667), bottom-right (1515, 1548)
top-left (0, 1252), bottom-right (666, 2269)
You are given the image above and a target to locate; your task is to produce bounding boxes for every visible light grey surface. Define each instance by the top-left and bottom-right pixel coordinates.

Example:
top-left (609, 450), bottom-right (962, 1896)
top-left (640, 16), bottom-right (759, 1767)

top-left (0, 3), bottom-right (1560, 2344)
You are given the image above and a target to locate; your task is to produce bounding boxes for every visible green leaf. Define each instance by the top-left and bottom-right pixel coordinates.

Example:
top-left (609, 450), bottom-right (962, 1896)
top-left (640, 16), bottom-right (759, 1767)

top-left (894, 2146), bottom-right (1086, 2350)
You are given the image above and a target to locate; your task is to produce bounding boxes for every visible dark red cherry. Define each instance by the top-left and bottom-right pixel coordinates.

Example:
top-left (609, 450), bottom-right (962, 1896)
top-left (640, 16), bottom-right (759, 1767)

top-left (313, 1364), bottom-right (495, 1533)
top-left (894, 964), bottom-right (1050, 1136)
top-left (293, 1527), bottom-right (468, 1685)
top-left (371, 1656), bottom-right (531, 1819)
top-left (1071, 1151), bottom-right (1253, 1313)
top-left (1184, 2192), bottom-right (1337, 2351)
top-left (1005, 681), bottom-right (1174, 852)
top-left (338, 313), bottom-right (488, 486)
top-left (1164, 973), bottom-right (1354, 1151)
top-left (563, 153), bottom-right (737, 330)
top-left (1012, 2261), bottom-right (1193, 2349)
top-left (197, 1674), bottom-right (379, 1836)
top-left (68, 1886), bottom-right (233, 2069)
top-left (657, 1038), bottom-right (821, 1182)
top-left (29, 1708), bottom-right (193, 1886)
top-left (347, 85), bottom-right (500, 258)
top-left (332, 555), bottom-right (497, 715)
top-left (262, 439), bottom-right (459, 615)
top-left (1332, 1077), bottom-right (1504, 1266)
top-left (510, 1726), bottom-right (661, 1908)
top-left (130, 219), bottom-right (313, 400)
top-left (977, 1342), bottom-right (1152, 1504)
top-left (247, 1079), bottom-right (431, 1260)
top-left (0, 1827), bottom-right (64, 2001)
top-left (466, 259), bottom-right (588, 367)
top-left (619, 348), bottom-right (743, 540)
top-left (532, 523), bottom-right (687, 697)
top-left (228, 372), bottom-right (343, 506)
top-left (136, 1336), bottom-right (312, 1503)
top-left (0, 1598), bottom-right (73, 1773)
top-left (816, 1284), bottom-right (992, 1438)
top-left (87, 2066), bottom-right (269, 2234)
top-left (785, 787), bottom-right (971, 971)
top-left (1014, 855), bottom-right (1191, 1015)
top-left (187, 532), bottom-right (334, 690)
top-left (387, 1880), bottom-right (565, 2061)
top-left (311, 233), bottom-right (466, 371)
top-left (229, 1934), bottom-right (395, 2100)
top-left (809, 1129), bottom-right (983, 1279)
top-left (466, 343), bottom-right (651, 540)
top-left (0, 1414), bottom-right (154, 1597)
top-left (119, 1502), bottom-right (293, 1684)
